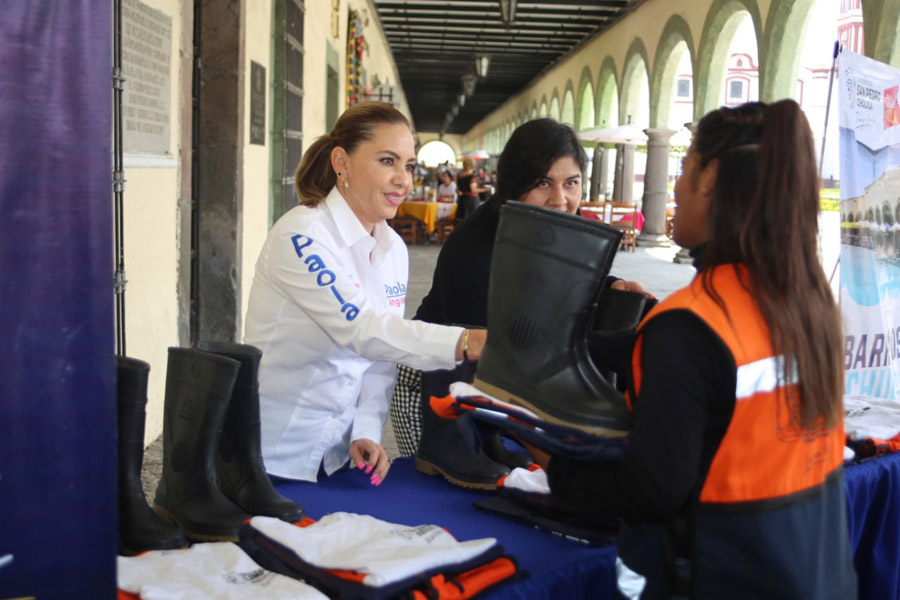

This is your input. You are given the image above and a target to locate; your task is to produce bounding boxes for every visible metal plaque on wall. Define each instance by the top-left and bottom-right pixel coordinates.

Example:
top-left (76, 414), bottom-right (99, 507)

top-left (250, 61), bottom-right (266, 146)
top-left (122, 0), bottom-right (172, 155)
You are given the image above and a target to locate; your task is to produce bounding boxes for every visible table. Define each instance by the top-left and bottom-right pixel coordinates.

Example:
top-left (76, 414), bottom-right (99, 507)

top-left (273, 453), bottom-right (900, 599)
top-left (397, 201), bottom-right (457, 235)
top-left (274, 457), bottom-right (616, 599)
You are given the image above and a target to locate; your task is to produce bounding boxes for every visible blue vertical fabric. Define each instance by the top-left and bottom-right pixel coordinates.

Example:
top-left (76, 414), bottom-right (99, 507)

top-left (845, 453), bottom-right (900, 600)
top-left (0, 3), bottom-right (116, 598)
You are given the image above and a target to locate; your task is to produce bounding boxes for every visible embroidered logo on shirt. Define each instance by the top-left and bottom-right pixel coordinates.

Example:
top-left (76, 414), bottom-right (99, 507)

top-left (385, 281), bottom-right (406, 309)
top-left (292, 234), bottom-right (360, 321)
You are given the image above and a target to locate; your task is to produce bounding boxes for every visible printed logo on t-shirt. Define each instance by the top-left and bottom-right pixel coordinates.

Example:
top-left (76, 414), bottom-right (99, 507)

top-left (385, 281), bottom-right (406, 308)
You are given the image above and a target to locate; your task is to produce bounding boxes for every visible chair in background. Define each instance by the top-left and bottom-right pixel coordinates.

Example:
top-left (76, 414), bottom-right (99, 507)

top-left (605, 201), bottom-right (639, 252)
top-left (579, 201), bottom-right (605, 222)
top-left (389, 215), bottom-right (425, 244)
top-left (435, 217), bottom-right (457, 243)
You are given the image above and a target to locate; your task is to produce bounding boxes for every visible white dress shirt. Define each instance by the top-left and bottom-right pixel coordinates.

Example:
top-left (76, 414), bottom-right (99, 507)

top-left (244, 187), bottom-right (463, 481)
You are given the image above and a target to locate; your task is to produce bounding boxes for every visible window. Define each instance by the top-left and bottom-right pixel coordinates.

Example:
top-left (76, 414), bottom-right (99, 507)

top-left (676, 79), bottom-right (691, 98)
top-left (729, 80), bottom-right (744, 100)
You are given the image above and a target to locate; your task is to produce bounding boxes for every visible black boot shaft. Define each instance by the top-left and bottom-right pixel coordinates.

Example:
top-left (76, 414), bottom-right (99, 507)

top-left (116, 356), bottom-right (186, 554)
top-left (197, 341), bottom-right (305, 522)
top-left (153, 347), bottom-right (251, 540)
top-left (476, 202), bottom-right (632, 437)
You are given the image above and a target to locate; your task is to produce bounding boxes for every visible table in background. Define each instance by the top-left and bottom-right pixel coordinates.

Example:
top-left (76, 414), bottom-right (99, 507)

top-left (396, 201), bottom-right (457, 235)
top-left (274, 453), bottom-right (900, 599)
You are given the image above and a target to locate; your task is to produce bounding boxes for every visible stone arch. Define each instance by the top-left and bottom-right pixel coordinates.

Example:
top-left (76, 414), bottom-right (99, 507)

top-left (650, 15), bottom-right (696, 128)
top-left (620, 37), bottom-right (651, 126)
top-left (575, 66), bottom-right (595, 130)
top-left (530, 102), bottom-right (538, 120)
top-left (762, 0), bottom-right (817, 101)
top-left (561, 81), bottom-right (576, 126)
top-left (595, 56), bottom-right (619, 128)
top-left (549, 90), bottom-right (561, 120)
top-left (539, 96), bottom-right (549, 118)
top-left (695, 0), bottom-right (764, 119)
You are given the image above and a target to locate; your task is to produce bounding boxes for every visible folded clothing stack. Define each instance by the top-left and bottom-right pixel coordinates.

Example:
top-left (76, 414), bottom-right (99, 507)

top-left (239, 512), bottom-right (522, 599)
top-left (433, 382), bottom-right (628, 463)
top-left (117, 541), bottom-right (326, 600)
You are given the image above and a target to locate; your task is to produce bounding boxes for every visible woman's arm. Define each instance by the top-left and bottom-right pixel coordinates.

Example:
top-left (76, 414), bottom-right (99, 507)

top-left (264, 227), bottom-right (463, 371)
top-left (546, 310), bottom-right (735, 519)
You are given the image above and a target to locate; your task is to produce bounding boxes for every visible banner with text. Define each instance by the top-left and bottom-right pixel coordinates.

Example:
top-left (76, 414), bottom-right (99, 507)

top-left (839, 50), bottom-right (900, 402)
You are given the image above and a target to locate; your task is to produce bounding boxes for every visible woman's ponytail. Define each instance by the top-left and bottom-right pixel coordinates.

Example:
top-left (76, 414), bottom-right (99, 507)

top-left (294, 133), bottom-right (338, 206)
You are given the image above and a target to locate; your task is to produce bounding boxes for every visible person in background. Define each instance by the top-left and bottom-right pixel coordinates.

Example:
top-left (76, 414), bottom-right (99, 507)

top-left (528, 101), bottom-right (856, 598)
top-left (389, 118), bottom-right (649, 458)
top-left (243, 102), bottom-right (486, 485)
top-left (456, 157), bottom-right (489, 219)
top-left (436, 170), bottom-right (457, 203)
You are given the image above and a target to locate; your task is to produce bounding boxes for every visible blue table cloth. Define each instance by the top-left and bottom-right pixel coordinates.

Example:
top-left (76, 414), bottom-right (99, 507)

top-left (274, 453), bottom-right (900, 599)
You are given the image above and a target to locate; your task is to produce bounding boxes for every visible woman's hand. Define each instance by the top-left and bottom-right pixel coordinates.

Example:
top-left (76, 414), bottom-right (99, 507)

top-left (455, 329), bottom-right (487, 361)
top-left (611, 279), bottom-right (656, 300)
top-left (349, 439), bottom-right (391, 486)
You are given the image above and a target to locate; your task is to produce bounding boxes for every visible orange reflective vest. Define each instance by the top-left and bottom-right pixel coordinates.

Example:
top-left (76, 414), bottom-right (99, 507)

top-left (632, 263), bottom-right (844, 505)
top-left (621, 263), bottom-right (855, 599)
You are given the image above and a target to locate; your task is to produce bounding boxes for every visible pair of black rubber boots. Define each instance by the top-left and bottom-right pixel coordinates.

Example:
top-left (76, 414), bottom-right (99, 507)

top-left (118, 343), bottom-right (304, 555)
top-left (416, 202), bottom-right (651, 488)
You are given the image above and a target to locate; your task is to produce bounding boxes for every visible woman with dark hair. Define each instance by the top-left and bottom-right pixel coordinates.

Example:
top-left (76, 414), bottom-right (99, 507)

top-left (243, 102), bottom-right (486, 484)
top-left (527, 101), bottom-right (856, 598)
top-left (390, 118), bottom-right (647, 468)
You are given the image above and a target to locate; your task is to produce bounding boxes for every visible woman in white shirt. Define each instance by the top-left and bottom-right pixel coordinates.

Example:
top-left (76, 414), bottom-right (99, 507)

top-left (244, 102), bottom-right (486, 485)
top-left (436, 170), bottom-right (457, 202)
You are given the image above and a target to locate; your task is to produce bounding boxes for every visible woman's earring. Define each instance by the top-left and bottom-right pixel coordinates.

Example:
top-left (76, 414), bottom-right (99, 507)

top-left (343, 179), bottom-right (350, 191)
top-left (337, 171), bottom-right (342, 177)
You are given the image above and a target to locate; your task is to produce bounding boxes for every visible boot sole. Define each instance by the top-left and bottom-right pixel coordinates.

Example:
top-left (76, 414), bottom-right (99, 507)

top-left (414, 457), bottom-right (499, 490)
top-left (472, 378), bottom-right (630, 438)
top-left (152, 503), bottom-right (240, 543)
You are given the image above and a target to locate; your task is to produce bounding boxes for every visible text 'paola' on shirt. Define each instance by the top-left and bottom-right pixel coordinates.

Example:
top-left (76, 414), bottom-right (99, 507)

top-left (292, 233), bottom-right (360, 321)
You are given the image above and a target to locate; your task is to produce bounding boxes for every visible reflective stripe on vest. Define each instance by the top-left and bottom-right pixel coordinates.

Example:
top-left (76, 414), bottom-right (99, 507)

top-left (631, 264), bottom-right (843, 505)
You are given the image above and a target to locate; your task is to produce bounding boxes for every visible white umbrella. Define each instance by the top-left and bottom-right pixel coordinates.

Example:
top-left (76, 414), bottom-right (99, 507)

top-left (460, 148), bottom-right (490, 159)
top-left (578, 124), bottom-right (648, 144)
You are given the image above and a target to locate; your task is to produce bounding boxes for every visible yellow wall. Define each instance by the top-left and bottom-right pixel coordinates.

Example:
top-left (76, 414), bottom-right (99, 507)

top-left (240, 0), bottom-right (274, 332)
top-left (122, 0), bottom-right (185, 443)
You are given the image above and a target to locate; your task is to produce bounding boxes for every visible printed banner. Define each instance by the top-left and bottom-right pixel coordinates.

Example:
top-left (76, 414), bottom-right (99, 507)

top-left (839, 51), bottom-right (900, 402)
top-left (0, 2), bottom-right (117, 597)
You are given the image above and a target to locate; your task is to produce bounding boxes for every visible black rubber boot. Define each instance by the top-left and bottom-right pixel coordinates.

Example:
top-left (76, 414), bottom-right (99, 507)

top-left (415, 360), bottom-right (510, 489)
top-left (153, 348), bottom-right (251, 541)
top-left (198, 341), bottom-right (305, 523)
top-left (474, 202), bottom-right (632, 437)
top-left (117, 356), bottom-right (187, 555)
top-left (588, 288), bottom-right (658, 390)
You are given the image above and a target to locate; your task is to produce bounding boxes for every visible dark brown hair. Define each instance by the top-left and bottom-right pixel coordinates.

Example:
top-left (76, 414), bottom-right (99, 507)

top-left (694, 100), bottom-right (842, 429)
top-left (294, 102), bottom-right (411, 206)
top-left (486, 118), bottom-right (587, 212)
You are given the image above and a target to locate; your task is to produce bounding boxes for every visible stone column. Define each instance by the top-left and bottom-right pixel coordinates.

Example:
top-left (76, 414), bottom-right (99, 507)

top-left (590, 144), bottom-right (601, 201)
top-left (611, 143), bottom-right (624, 202)
top-left (621, 142), bottom-right (636, 204)
top-left (637, 128), bottom-right (676, 247)
top-left (596, 145), bottom-right (609, 199)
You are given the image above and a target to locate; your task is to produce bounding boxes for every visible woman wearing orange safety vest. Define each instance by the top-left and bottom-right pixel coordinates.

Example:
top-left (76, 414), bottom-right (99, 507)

top-left (530, 100), bottom-right (857, 598)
